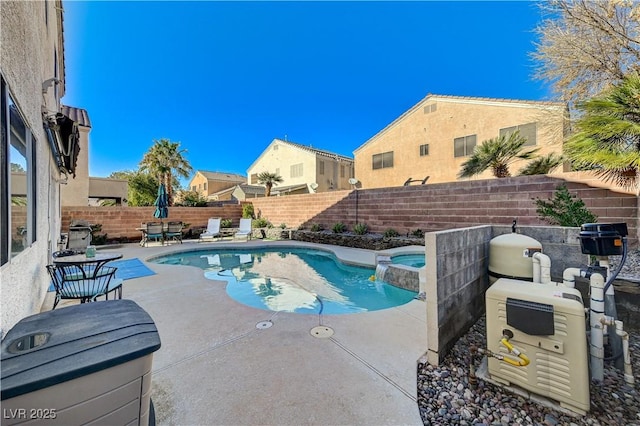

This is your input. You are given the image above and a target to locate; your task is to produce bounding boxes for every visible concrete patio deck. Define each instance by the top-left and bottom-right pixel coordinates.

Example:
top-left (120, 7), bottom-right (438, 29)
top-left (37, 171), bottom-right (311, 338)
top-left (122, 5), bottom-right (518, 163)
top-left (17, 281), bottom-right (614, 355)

top-left (44, 240), bottom-right (427, 425)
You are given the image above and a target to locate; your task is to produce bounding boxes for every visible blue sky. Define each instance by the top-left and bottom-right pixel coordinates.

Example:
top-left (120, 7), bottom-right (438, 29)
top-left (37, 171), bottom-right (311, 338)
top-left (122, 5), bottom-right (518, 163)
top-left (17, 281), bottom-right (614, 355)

top-left (62, 1), bottom-right (550, 187)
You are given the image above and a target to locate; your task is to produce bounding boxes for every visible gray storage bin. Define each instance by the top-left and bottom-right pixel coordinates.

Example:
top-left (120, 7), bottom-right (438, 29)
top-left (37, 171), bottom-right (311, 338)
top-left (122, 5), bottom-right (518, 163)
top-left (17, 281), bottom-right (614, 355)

top-left (1, 300), bottom-right (161, 425)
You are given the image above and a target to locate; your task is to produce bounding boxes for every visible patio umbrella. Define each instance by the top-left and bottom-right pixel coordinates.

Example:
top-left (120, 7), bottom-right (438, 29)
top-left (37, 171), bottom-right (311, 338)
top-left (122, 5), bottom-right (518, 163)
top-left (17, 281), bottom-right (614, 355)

top-left (153, 183), bottom-right (169, 220)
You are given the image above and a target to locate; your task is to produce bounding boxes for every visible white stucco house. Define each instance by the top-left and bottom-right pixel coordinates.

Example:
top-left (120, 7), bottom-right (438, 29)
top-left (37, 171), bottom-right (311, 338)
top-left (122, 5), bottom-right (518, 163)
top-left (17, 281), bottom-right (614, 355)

top-left (1, 1), bottom-right (82, 335)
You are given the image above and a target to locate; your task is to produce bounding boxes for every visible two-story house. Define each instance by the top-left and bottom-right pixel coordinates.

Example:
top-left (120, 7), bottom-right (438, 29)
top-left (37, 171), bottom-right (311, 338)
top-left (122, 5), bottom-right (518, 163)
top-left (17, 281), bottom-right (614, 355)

top-left (188, 170), bottom-right (247, 200)
top-left (353, 94), bottom-right (567, 188)
top-left (247, 139), bottom-right (355, 195)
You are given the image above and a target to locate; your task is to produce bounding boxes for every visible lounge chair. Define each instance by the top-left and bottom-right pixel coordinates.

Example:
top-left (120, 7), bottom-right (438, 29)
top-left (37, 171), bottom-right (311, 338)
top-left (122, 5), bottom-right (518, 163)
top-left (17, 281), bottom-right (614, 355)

top-left (234, 218), bottom-right (252, 241)
top-left (143, 222), bottom-right (164, 247)
top-left (200, 218), bottom-right (221, 242)
top-left (165, 221), bottom-right (183, 244)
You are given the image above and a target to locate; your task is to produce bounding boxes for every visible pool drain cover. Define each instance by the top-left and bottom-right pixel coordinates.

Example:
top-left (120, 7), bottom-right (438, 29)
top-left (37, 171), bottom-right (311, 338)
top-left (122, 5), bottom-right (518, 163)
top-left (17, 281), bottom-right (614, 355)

top-left (256, 321), bottom-right (273, 330)
top-left (310, 326), bottom-right (334, 339)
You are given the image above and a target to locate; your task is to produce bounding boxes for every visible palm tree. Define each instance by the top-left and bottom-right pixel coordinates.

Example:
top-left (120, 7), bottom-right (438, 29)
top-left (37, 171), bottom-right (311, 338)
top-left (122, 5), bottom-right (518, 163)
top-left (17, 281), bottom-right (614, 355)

top-left (139, 139), bottom-right (193, 205)
top-left (565, 73), bottom-right (640, 193)
top-left (458, 131), bottom-right (540, 179)
top-left (519, 153), bottom-right (564, 176)
top-left (257, 171), bottom-right (284, 196)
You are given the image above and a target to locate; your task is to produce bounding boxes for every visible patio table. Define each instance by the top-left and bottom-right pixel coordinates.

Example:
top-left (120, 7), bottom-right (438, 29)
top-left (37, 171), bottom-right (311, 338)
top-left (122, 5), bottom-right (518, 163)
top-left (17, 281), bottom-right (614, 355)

top-left (53, 252), bottom-right (123, 269)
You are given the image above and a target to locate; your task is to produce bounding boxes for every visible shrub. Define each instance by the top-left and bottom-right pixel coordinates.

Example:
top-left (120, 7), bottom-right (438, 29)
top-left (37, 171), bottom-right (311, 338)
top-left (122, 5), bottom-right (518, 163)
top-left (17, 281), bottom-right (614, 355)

top-left (279, 223), bottom-right (287, 229)
top-left (332, 222), bottom-right (347, 233)
top-left (310, 223), bottom-right (324, 232)
top-left (252, 218), bottom-right (270, 228)
top-left (411, 229), bottom-right (425, 238)
top-left (353, 223), bottom-right (368, 235)
top-left (220, 218), bottom-right (233, 228)
top-left (242, 204), bottom-right (255, 219)
top-left (534, 184), bottom-right (598, 227)
top-left (383, 228), bottom-right (399, 238)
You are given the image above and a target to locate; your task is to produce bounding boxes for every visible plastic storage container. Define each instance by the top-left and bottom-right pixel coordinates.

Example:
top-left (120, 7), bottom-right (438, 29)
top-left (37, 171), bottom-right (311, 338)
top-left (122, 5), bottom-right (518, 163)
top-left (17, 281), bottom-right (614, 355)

top-left (1, 300), bottom-right (161, 425)
top-left (578, 223), bottom-right (628, 256)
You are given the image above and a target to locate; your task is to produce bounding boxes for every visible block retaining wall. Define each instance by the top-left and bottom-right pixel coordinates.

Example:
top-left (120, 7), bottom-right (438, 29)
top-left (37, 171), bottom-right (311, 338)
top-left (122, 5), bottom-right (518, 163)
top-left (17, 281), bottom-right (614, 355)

top-left (250, 175), bottom-right (639, 246)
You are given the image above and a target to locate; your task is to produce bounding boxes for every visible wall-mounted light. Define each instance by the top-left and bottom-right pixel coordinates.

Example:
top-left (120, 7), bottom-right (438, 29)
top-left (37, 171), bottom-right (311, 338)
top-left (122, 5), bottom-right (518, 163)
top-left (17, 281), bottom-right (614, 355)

top-left (42, 78), bottom-right (60, 94)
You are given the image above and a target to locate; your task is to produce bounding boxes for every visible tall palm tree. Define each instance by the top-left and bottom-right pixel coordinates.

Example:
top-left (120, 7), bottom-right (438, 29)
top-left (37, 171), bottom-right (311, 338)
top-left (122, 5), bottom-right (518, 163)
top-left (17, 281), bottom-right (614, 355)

top-left (565, 73), bottom-right (640, 193)
top-left (257, 171), bottom-right (284, 197)
top-left (519, 153), bottom-right (564, 176)
top-left (458, 131), bottom-right (540, 179)
top-left (140, 139), bottom-right (193, 205)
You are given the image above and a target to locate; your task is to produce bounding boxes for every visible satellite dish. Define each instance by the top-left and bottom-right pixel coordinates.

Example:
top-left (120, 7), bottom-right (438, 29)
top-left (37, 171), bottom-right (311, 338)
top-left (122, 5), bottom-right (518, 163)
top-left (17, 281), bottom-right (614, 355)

top-left (310, 183), bottom-right (319, 190)
top-left (348, 178), bottom-right (359, 185)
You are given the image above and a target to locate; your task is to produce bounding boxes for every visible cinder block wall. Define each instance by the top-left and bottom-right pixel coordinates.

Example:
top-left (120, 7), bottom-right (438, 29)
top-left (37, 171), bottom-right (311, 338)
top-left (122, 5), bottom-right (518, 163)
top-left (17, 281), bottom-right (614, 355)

top-left (251, 175), bottom-right (639, 246)
top-left (425, 225), bottom-right (492, 365)
top-left (62, 205), bottom-right (243, 240)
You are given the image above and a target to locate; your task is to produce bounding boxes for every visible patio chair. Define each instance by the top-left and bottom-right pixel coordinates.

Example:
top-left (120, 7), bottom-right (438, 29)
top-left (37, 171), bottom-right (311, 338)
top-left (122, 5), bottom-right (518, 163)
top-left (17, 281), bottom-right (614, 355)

top-left (199, 218), bottom-right (221, 242)
top-left (165, 221), bottom-right (183, 244)
top-left (234, 218), bottom-right (252, 241)
top-left (46, 263), bottom-right (123, 310)
top-left (143, 222), bottom-right (164, 247)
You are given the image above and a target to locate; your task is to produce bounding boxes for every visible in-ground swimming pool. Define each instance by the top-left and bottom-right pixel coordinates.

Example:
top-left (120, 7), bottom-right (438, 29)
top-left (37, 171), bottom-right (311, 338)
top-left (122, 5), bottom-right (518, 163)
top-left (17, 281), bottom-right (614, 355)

top-left (151, 247), bottom-right (417, 314)
top-left (391, 253), bottom-right (425, 268)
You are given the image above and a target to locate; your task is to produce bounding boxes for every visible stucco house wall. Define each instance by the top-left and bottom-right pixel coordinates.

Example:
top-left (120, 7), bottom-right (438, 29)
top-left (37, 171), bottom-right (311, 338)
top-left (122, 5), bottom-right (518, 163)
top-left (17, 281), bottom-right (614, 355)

top-left (61, 125), bottom-right (90, 205)
top-left (1, 0), bottom-right (66, 335)
top-left (247, 138), bottom-right (354, 194)
top-left (353, 94), bottom-right (567, 189)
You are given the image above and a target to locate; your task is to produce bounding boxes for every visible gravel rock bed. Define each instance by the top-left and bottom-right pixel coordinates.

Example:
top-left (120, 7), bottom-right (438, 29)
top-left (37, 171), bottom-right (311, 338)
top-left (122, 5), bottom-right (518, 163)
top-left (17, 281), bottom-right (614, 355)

top-left (418, 249), bottom-right (640, 426)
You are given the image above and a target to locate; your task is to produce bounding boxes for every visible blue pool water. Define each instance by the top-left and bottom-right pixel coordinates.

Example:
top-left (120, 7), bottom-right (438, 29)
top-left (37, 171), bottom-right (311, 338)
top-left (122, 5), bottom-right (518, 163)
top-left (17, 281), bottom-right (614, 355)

top-left (151, 248), bottom-right (417, 314)
top-left (391, 254), bottom-right (425, 268)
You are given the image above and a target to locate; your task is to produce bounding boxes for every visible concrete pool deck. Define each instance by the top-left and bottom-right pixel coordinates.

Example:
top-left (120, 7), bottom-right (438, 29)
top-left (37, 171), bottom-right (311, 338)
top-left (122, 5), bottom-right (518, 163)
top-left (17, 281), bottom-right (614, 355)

top-left (44, 240), bottom-right (427, 425)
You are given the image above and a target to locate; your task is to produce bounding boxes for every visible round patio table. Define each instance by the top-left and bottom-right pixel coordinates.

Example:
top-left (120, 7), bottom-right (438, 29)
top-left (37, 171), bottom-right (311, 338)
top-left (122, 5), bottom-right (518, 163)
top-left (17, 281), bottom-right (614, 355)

top-left (52, 252), bottom-right (123, 269)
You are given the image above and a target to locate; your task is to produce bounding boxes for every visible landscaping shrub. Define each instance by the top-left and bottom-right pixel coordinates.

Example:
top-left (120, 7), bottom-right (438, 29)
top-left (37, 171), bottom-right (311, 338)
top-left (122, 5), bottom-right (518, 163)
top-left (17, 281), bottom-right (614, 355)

top-left (353, 223), bottom-right (368, 235)
top-left (253, 218), bottom-right (271, 228)
top-left (411, 229), bottom-right (424, 238)
top-left (534, 184), bottom-right (597, 227)
top-left (242, 204), bottom-right (255, 219)
top-left (310, 223), bottom-right (324, 232)
top-left (220, 218), bottom-right (233, 228)
top-left (279, 223), bottom-right (287, 229)
top-left (332, 222), bottom-right (347, 233)
top-left (383, 228), bottom-right (399, 238)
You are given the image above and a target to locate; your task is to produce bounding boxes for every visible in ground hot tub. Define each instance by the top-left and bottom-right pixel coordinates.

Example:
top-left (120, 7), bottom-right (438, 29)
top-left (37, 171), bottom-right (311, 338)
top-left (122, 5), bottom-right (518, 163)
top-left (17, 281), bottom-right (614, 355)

top-left (1, 300), bottom-right (161, 425)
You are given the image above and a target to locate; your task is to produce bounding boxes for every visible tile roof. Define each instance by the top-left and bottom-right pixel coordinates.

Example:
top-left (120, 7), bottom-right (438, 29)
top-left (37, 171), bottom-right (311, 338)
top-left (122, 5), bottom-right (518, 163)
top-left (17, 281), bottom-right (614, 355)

top-left (199, 171), bottom-right (247, 181)
top-left (273, 139), bottom-right (354, 162)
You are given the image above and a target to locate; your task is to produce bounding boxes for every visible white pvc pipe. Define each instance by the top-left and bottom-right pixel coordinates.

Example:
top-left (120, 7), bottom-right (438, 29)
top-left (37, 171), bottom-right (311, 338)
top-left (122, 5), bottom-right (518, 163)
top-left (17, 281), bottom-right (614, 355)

top-left (598, 257), bottom-right (616, 296)
top-left (590, 272), bottom-right (606, 382)
top-left (562, 267), bottom-right (583, 289)
top-left (532, 254), bottom-right (541, 283)
top-left (615, 320), bottom-right (635, 385)
top-left (532, 253), bottom-right (551, 284)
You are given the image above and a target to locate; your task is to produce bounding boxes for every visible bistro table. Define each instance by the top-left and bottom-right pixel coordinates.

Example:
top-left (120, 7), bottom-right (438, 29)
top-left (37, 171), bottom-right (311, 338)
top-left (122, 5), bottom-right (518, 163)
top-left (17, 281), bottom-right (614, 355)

top-left (50, 252), bottom-right (124, 306)
top-left (53, 252), bottom-right (123, 269)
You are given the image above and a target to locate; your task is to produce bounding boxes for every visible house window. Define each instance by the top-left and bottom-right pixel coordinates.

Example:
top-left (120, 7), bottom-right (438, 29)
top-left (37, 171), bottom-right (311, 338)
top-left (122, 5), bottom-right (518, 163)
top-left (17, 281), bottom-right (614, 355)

top-left (499, 122), bottom-right (537, 146)
top-left (250, 173), bottom-right (258, 184)
top-left (340, 165), bottom-right (345, 178)
top-left (191, 185), bottom-right (196, 191)
top-left (273, 145), bottom-right (278, 151)
top-left (291, 163), bottom-right (303, 178)
top-left (203, 182), bottom-right (207, 191)
top-left (275, 168), bottom-right (279, 176)
top-left (372, 151), bottom-right (393, 170)
top-left (1, 78), bottom-right (36, 265)
top-left (420, 144), bottom-right (429, 156)
top-left (454, 134), bottom-right (477, 157)
top-left (319, 161), bottom-right (325, 175)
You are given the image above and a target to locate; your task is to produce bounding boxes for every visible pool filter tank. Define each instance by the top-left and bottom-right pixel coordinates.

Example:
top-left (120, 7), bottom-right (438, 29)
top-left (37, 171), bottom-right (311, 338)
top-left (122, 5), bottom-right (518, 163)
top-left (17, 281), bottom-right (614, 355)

top-left (485, 279), bottom-right (589, 415)
top-left (488, 227), bottom-right (542, 284)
